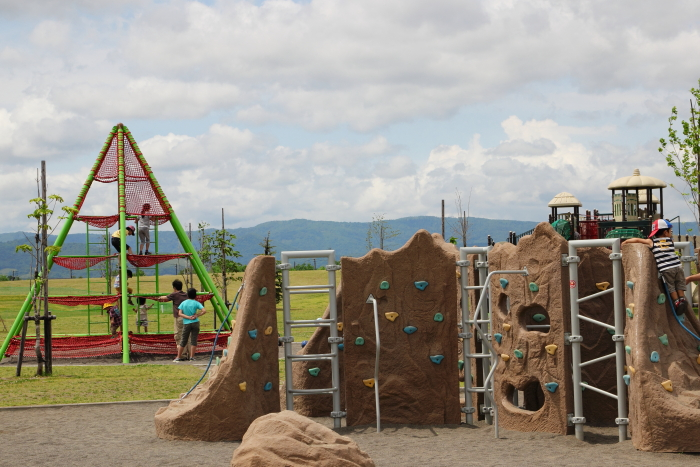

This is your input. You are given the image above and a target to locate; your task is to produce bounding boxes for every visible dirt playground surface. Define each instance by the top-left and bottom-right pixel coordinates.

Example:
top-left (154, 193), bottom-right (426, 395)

top-left (0, 401), bottom-right (695, 467)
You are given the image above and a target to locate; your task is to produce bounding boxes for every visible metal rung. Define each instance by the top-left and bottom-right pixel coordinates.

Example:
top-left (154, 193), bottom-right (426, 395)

top-left (290, 290), bottom-right (331, 295)
top-left (287, 319), bottom-right (334, 325)
top-left (579, 352), bottom-right (615, 368)
top-left (287, 353), bottom-right (335, 361)
top-left (461, 407), bottom-right (476, 414)
top-left (577, 287), bottom-right (614, 303)
top-left (289, 388), bottom-right (336, 395)
top-left (286, 284), bottom-right (334, 290)
top-left (580, 383), bottom-right (617, 400)
top-left (291, 323), bottom-right (330, 329)
top-left (466, 387), bottom-right (487, 393)
top-left (464, 353), bottom-right (491, 358)
top-left (464, 285), bottom-right (485, 290)
top-left (578, 314), bottom-right (615, 331)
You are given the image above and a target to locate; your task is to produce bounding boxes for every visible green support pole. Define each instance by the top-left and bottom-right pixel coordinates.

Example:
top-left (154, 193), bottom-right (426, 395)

top-left (117, 126), bottom-right (130, 363)
top-left (0, 127), bottom-right (118, 359)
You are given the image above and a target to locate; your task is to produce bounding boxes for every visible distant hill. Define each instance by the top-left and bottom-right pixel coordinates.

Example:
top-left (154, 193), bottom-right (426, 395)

top-left (0, 216), bottom-right (540, 279)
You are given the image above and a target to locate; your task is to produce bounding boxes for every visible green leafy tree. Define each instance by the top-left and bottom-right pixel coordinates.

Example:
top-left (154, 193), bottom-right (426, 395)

top-left (659, 79), bottom-right (700, 231)
top-left (366, 213), bottom-right (401, 251)
top-left (197, 222), bottom-right (242, 306)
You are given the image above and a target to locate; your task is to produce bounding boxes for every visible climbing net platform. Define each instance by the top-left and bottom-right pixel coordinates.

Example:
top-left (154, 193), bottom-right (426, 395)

top-left (53, 255), bottom-right (117, 270)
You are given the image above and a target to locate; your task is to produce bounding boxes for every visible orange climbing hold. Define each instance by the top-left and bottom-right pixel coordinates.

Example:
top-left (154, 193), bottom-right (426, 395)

top-left (628, 366), bottom-right (636, 375)
top-left (385, 312), bottom-right (399, 322)
top-left (545, 344), bottom-right (557, 355)
top-left (363, 378), bottom-right (375, 388)
top-left (661, 380), bottom-right (673, 392)
top-left (596, 282), bottom-right (610, 291)
top-left (503, 323), bottom-right (511, 332)
top-left (501, 354), bottom-right (510, 362)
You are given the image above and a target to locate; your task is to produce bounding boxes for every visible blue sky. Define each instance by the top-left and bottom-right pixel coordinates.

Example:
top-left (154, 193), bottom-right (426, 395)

top-left (1, 0), bottom-right (700, 235)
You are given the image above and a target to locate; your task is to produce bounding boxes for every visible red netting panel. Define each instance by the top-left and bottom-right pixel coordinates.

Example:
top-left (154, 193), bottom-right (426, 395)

top-left (5, 335), bottom-right (122, 358)
top-left (42, 295), bottom-right (119, 306)
top-left (150, 215), bottom-right (171, 225)
top-left (93, 135), bottom-right (119, 183)
top-left (123, 140), bottom-right (169, 216)
top-left (129, 332), bottom-right (229, 355)
top-left (53, 255), bottom-right (117, 270)
top-left (195, 293), bottom-right (214, 304)
top-left (74, 214), bottom-right (120, 228)
top-left (127, 253), bottom-right (191, 268)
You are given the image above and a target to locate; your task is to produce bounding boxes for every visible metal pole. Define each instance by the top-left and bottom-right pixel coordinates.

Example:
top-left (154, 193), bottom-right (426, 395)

top-left (117, 125), bottom-right (130, 364)
top-left (611, 239), bottom-right (627, 441)
top-left (325, 251), bottom-right (341, 429)
top-left (458, 251), bottom-right (473, 425)
top-left (441, 199), bottom-right (445, 240)
top-left (477, 251), bottom-right (492, 425)
top-left (568, 241), bottom-right (584, 440)
top-left (367, 295), bottom-right (381, 433)
top-left (281, 257), bottom-right (293, 411)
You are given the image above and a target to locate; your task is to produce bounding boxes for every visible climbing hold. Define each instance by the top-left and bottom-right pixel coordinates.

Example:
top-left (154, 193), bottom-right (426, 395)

top-left (380, 281), bottom-right (390, 290)
top-left (264, 382), bottom-right (273, 391)
top-left (596, 282), bottom-right (610, 291)
top-left (623, 375), bottom-right (631, 386)
top-left (659, 334), bottom-right (669, 346)
top-left (308, 368), bottom-right (320, 377)
top-left (458, 360), bottom-right (464, 370)
top-left (626, 308), bottom-right (634, 319)
top-left (385, 312), bottom-right (399, 322)
top-left (239, 382), bottom-right (247, 392)
top-left (629, 303), bottom-right (635, 313)
top-left (264, 326), bottom-right (273, 335)
top-left (403, 326), bottom-right (418, 334)
top-left (337, 322), bottom-right (344, 332)
top-left (500, 278), bottom-right (509, 289)
top-left (607, 328), bottom-right (615, 335)
top-left (501, 354), bottom-right (510, 362)
top-left (430, 355), bottom-right (445, 364)
top-left (679, 314), bottom-right (686, 323)
top-left (259, 287), bottom-right (268, 296)
top-left (301, 340), bottom-right (308, 348)
top-left (434, 313), bottom-right (444, 322)
top-left (545, 344), bottom-right (557, 355)
top-left (355, 337), bottom-right (365, 345)
top-left (626, 281), bottom-right (634, 290)
top-left (514, 349), bottom-right (523, 359)
top-left (532, 314), bottom-right (547, 323)
top-left (697, 345), bottom-right (700, 352)
top-left (363, 378), bottom-right (375, 388)
top-left (657, 293), bottom-right (666, 304)
top-left (251, 352), bottom-right (261, 361)
top-left (223, 349), bottom-right (228, 357)
top-left (503, 323), bottom-right (511, 332)
top-left (544, 382), bottom-right (558, 393)
top-left (494, 333), bottom-right (503, 344)
top-left (628, 366), bottom-right (636, 375)
top-left (414, 281), bottom-right (429, 290)
top-left (338, 343), bottom-right (344, 351)
top-left (696, 354), bottom-right (700, 365)
top-left (248, 329), bottom-right (258, 339)
top-left (661, 380), bottom-right (673, 392)
top-left (227, 337), bottom-right (232, 346)
top-left (529, 282), bottom-right (539, 292)
top-left (231, 320), bottom-right (236, 330)
top-left (650, 351), bottom-right (660, 363)
top-left (625, 345), bottom-right (631, 355)
top-left (216, 356), bottom-right (220, 366)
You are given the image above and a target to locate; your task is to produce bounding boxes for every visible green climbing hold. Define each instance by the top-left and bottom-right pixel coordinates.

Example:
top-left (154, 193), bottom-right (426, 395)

top-left (259, 287), bottom-right (268, 296)
top-left (514, 349), bottom-right (523, 359)
top-left (404, 326), bottom-right (418, 334)
top-left (544, 382), bottom-right (558, 393)
top-left (216, 356), bottom-right (220, 366)
top-left (623, 375), bottom-right (631, 386)
top-left (458, 360), bottom-right (464, 370)
top-left (264, 382), bottom-right (273, 391)
top-left (607, 328), bottom-right (615, 335)
top-left (380, 281), bottom-right (390, 290)
top-left (679, 314), bottom-right (686, 323)
top-left (650, 351), bottom-right (660, 363)
top-left (532, 314), bottom-right (547, 323)
top-left (657, 293), bottom-right (666, 304)
top-left (430, 355), bottom-right (444, 364)
top-left (433, 313), bottom-right (444, 322)
top-left (659, 334), bottom-right (669, 346)
top-left (499, 278), bottom-right (509, 289)
top-left (581, 382), bottom-right (587, 391)
top-left (494, 333), bottom-right (503, 344)
top-left (308, 368), bottom-right (320, 377)
top-left (626, 281), bottom-right (634, 290)
top-left (355, 337), bottom-right (365, 346)
top-left (414, 281), bottom-right (429, 291)
top-left (625, 345), bottom-right (631, 355)
top-left (626, 308), bottom-right (634, 319)
top-left (251, 352), bottom-right (261, 361)
top-left (529, 282), bottom-right (539, 292)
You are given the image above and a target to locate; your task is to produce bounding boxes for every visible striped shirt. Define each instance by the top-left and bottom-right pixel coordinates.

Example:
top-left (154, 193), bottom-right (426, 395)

top-left (651, 237), bottom-right (681, 272)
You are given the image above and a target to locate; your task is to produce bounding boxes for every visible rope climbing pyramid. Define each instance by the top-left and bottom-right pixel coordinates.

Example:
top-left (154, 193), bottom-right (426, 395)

top-left (0, 124), bottom-right (230, 363)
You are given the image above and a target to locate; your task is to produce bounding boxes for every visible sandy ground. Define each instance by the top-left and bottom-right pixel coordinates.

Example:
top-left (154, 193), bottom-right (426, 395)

top-left (0, 401), bottom-right (695, 467)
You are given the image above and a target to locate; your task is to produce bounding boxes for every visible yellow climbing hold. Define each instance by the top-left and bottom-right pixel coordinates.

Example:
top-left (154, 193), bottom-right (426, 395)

top-left (264, 326), bottom-right (273, 335)
top-left (337, 322), bottom-right (344, 332)
top-left (545, 344), bottom-right (558, 355)
top-left (363, 378), bottom-right (375, 388)
top-left (596, 282), bottom-right (610, 291)
top-left (385, 312), bottom-right (399, 322)
top-left (231, 320), bottom-right (236, 330)
top-left (661, 380), bottom-right (673, 392)
top-left (628, 366), bottom-right (636, 375)
top-left (501, 354), bottom-right (510, 362)
top-left (503, 323), bottom-right (511, 332)
top-left (629, 303), bottom-right (634, 312)
top-left (239, 382), bottom-right (247, 392)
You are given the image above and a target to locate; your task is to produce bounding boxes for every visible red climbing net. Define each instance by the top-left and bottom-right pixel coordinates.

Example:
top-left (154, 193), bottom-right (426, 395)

top-left (74, 214), bottom-right (120, 228)
top-left (126, 253), bottom-right (191, 268)
top-left (42, 295), bottom-right (120, 306)
top-left (53, 255), bottom-right (117, 270)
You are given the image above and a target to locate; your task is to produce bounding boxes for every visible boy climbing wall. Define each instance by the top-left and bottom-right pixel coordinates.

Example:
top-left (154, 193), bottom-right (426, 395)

top-left (623, 219), bottom-right (687, 315)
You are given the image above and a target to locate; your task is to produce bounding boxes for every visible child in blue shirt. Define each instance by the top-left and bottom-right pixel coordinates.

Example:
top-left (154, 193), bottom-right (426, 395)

top-left (174, 288), bottom-right (206, 362)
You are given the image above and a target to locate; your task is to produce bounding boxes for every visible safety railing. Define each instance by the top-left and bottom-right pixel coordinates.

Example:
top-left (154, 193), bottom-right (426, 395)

top-left (365, 294), bottom-right (381, 433)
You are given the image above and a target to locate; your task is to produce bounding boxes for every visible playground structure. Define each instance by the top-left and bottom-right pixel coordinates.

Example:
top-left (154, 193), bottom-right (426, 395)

top-left (0, 124), bottom-right (230, 364)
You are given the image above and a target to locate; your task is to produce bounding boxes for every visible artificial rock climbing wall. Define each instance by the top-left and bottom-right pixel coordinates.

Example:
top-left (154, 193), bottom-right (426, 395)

top-left (341, 230), bottom-right (461, 426)
top-left (489, 222), bottom-right (617, 434)
top-left (623, 243), bottom-right (700, 452)
top-left (154, 255), bottom-right (280, 441)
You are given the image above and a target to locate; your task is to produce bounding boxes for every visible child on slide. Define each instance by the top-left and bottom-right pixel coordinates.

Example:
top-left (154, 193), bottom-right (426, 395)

top-left (623, 219), bottom-right (687, 315)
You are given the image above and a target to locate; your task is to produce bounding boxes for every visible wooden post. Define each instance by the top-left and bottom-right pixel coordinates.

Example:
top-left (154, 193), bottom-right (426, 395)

top-left (441, 200), bottom-right (445, 240)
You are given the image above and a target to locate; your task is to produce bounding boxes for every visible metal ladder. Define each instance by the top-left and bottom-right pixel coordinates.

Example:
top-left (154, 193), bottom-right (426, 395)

top-left (85, 225), bottom-right (112, 334)
top-left (278, 250), bottom-right (344, 428)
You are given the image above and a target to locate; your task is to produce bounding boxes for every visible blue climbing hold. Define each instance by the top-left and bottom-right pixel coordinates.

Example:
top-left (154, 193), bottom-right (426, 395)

top-left (626, 281), bottom-right (634, 290)
top-left (355, 337), bottom-right (365, 345)
top-left (625, 345), bottom-right (631, 355)
top-left (494, 333), bottom-right (503, 344)
top-left (301, 340), bottom-right (308, 348)
top-left (544, 382), bottom-right (558, 393)
top-left (308, 367), bottom-right (320, 377)
top-left (532, 314), bottom-right (547, 323)
top-left (650, 351), bottom-right (660, 363)
top-left (248, 329), bottom-right (258, 339)
top-left (679, 314), bottom-right (686, 323)
top-left (500, 278), bottom-right (509, 289)
top-left (251, 352), bottom-right (261, 361)
top-left (623, 375), bottom-right (631, 386)
top-left (403, 326), bottom-right (418, 334)
top-left (264, 382), bottom-right (273, 391)
top-left (458, 360), bottom-right (464, 370)
top-left (338, 343), bottom-right (344, 351)
top-left (415, 281), bottom-right (429, 291)
top-left (430, 355), bottom-right (444, 364)
top-left (607, 328), bottom-right (615, 335)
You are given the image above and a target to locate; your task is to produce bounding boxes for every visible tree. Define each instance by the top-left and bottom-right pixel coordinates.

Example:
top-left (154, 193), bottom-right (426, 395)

top-left (659, 79), bottom-right (700, 231)
top-left (450, 188), bottom-right (472, 247)
top-left (256, 231), bottom-right (282, 304)
top-left (366, 213), bottom-right (400, 251)
top-left (197, 222), bottom-right (242, 306)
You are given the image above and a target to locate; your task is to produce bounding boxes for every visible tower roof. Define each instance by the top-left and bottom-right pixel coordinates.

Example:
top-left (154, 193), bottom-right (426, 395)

top-left (607, 169), bottom-right (667, 190)
top-left (547, 192), bottom-right (582, 208)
